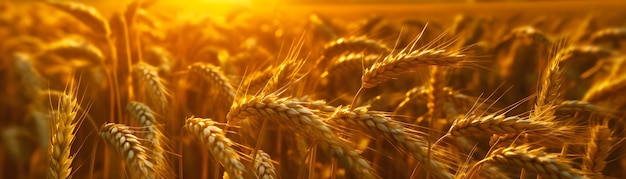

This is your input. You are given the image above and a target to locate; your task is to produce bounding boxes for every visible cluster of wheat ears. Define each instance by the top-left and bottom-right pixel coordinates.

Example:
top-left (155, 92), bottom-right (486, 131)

top-left (1, 0), bottom-right (626, 178)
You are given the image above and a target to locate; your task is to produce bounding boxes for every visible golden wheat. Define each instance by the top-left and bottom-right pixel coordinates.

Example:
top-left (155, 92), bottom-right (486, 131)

top-left (362, 49), bottom-right (465, 88)
top-left (100, 123), bottom-right (156, 179)
top-left (184, 117), bottom-right (247, 179)
top-left (132, 63), bottom-right (169, 112)
top-left (227, 94), bottom-right (377, 178)
top-left (483, 145), bottom-right (586, 179)
top-left (583, 123), bottom-right (614, 178)
top-left (47, 92), bottom-right (79, 179)
top-left (330, 106), bottom-right (454, 179)
top-left (188, 63), bottom-right (236, 103)
top-left (4, 1), bottom-right (626, 179)
top-left (125, 101), bottom-right (173, 178)
top-left (46, 1), bottom-right (111, 37)
top-left (253, 150), bottom-right (277, 179)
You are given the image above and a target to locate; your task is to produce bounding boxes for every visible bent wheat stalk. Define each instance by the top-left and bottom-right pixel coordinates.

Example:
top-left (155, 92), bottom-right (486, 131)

top-left (362, 49), bottom-right (465, 88)
top-left (557, 45), bottom-right (614, 63)
top-left (555, 100), bottom-right (614, 114)
top-left (254, 150), bottom-right (277, 179)
top-left (227, 94), bottom-right (376, 178)
top-left (100, 123), bottom-right (156, 179)
top-left (583, 123), bottom-right (613, 179)
top-left (188, 63), bottom-right (236, 104)
top-left (132, 63), bottom-right (170, 112)
top-left (46, 1), bottom-right (111, 37)
top-left (126, 101), bottom-right (173, 178)
top-left (482, 145), bottom-right (586, 179)
top-left (322, 53), bottom-right (379, 78)
top-left (330, 106), bottom-right (454, 179)
top-left (42, 37), bottom-right (104, 66)
top-left (448, 114), bottom-right (554, 137)
top-left (583, 75), bottom-right (626, 104)
top-left (320, 36), bottom-right (391, 66)
top-left (590, 27), bottom-right (626, 44)
top-left (184, 117), bottom-right (247, 179)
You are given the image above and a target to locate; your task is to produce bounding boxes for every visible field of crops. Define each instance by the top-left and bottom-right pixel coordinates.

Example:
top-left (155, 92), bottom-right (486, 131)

top-left (1, 0), bottom-right (626, 178)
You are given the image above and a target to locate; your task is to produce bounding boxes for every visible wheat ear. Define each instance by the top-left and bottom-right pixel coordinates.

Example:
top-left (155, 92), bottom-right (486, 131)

top-left (48, 92), bottom-right (79, 179)
top-left (263, 57), bottom-right (305, 94)
top-left (583, 123), bottom-right (613, 178)
top-left (557, 45), bottom-right (614, 63)
top-left (536, 44), bottom-right (566, 113)
top-left (488, 124), bottom-right (577, 148)
top-left (244, 68), bottom-right (274, 94)
top-left (188, 63), bottom-right (236, 103)
top-left (330, 106), bottom-right (454, 179)
top-left (590, 27), bottom-right (626, 44)
top-left (396, 86), bottom-right (482, 113)
top-left (184, 117), bottom-right (247, 179)
top-left (583, 75), bottom-right (626, 104)
top-left (555, 100), bottom-right (614, 114)
top-left (126, 101), bottom-right (173, 178)
top-left (11, 52), bottom-right (43, 105)
top-left (496, 26), bottom-right (552, 51)
top-left (362, 49), bottom-right (465, 88)
top-left (100, 123), bottom-right (156, 179)
top-left (46, 1), bottom-right (111, 37)
top-left (484, 145), bottom-right (586, 179)
top-left (132, 63), bottom-right (169, 112)
top-left (323, 53), bottom-right (378, 78)
top-left (42, 37), bottom-right (104, 66)
top-left (0, 35), bottom-right (45, 55)
top-left (448, 114), bottom-right (554, 137)
top-left (254, 150), bottom-right (277, 179)
top-left (142, 45), bottom-right (174, 74)
top-left (227, 94), bottom-right (377, 178)
top-left (320, 36), bottom-right (390, 65)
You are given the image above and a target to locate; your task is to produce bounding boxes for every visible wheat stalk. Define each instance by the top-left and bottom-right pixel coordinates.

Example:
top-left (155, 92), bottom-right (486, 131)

top-left (536, 43), bottom-right (566, 114)
top-left (132, 62), bottom-right (169, 112)
top-left (483, 145), bottom-right (586, 179)
top-left (396, 86), bottom-right (483, 114)
top-left (320, 36), bottom-right (390, 66)
top-left (100, 123), bottom-right (156, 179)
top-left (142, 45), bottom-right (174, 74)
top-left (188, 63), bottom-right (236, 103)
top-left (590, 27), bottom-right (626, 44)
top-left (448, 114), bottom-right (553, 137)
top-left (184, 117), bottom-right (247, 179)
top-left (488, 124), bottom-right (578, 148)
top-left (330, 106), bottom-right (454, 179)
top-left (42, 37), bottom-right (104, 66)
top-left (583, 75), bottom-right (626, 104)
top-left (555, 100), bottom-right (614, 114)
top-left (495, 26), bottom-right (552, 51)
top-left (244, 68), bottom-right (275, 94)
top-left (48, 92), bottom-right (79, 179)
top-left (227, 94), bottom-right (377, 178)
top-left (323, 53), bottom-right (379, 78)
top-left (557, 45), bottom-right (615, 63)
top-left (362, 49), bottom-right (465, 88)
top-left (253, 150), bottom-right (277, 179)
top-left (126, 101), bottom-right (173, 178)
top-left (11, 52), bottom-right (43, 105)
top-left (1, 35), bottom-right (45, 55)
top-left (583, 123), bottom-right (613, 179)
top-left (263, 57), bottom-right (305, 94)
top-left (46, 1), bottom-right (111, 37)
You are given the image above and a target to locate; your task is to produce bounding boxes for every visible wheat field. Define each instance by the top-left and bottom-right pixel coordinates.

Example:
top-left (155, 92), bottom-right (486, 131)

top-left (1, 0), bottom-right (626, 178)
